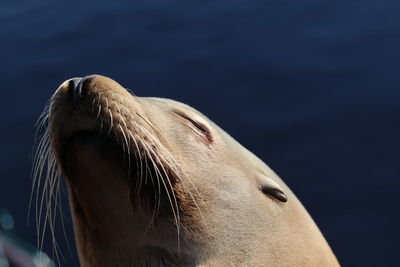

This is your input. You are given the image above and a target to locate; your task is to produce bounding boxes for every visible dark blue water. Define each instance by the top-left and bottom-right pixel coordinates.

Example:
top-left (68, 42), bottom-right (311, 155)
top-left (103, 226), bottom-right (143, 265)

top-left (1, 0), bottom-right (399, 266)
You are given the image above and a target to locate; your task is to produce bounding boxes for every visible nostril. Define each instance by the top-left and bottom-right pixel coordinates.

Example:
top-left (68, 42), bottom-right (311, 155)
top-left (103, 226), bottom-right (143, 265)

top-left (67, 77), bottom-right (93, 105)
top-left (67, 78), bottom-right (83, 105)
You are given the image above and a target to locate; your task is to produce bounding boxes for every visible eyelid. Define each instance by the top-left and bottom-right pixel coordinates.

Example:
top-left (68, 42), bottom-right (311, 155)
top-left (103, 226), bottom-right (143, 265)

top-left (173, 111), bottom-right (212, 142)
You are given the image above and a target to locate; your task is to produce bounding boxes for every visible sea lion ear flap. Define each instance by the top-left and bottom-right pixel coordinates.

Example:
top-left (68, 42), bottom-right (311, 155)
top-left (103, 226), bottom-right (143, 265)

top-left (260, 177), bottom-right (287, 203)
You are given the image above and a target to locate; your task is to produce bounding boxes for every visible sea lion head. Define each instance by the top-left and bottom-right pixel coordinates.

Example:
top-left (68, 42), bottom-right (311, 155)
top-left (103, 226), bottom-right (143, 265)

top-left (34, 75), bottom-right (338, 266)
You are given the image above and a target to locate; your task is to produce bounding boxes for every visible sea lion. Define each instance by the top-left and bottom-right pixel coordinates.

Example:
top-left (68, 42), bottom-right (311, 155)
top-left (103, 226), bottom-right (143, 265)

top-left (33, 75), bottom-right (339, 266)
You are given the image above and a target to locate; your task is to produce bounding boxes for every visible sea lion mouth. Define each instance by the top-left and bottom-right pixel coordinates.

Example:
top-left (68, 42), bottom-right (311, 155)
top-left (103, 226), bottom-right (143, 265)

top-left (59, 128), bottom-right (175, 211)
top-left (60, 131), bottom-right (126, 179)
top-left (60, 131), bottom-right (126, 176)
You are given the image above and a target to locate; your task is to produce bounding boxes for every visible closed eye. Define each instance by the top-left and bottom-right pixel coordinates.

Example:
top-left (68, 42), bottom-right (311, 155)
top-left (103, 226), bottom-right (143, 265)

top-left (173, 111), bottom-right (213, 142)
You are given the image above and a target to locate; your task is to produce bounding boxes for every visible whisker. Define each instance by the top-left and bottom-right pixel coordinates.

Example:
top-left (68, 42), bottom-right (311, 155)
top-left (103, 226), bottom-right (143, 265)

top-left (32, 103), bottom-right (67, 264)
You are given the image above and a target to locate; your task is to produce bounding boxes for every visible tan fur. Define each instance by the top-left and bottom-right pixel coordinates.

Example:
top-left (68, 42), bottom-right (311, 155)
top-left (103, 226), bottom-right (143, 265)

top-left (44, 75), bottom-right (339, 266)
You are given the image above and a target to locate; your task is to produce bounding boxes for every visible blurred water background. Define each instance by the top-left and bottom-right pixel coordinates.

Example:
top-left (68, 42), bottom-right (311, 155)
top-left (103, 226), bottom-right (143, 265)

top-left (1, 0), bottom-right (399, 266)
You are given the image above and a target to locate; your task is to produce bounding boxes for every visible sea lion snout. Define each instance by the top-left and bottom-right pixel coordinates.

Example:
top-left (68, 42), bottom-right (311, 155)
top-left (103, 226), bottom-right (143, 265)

top-left (59, 74), bottom-right (128, 105)
top-left (50, 75), bottom-right (141, 144)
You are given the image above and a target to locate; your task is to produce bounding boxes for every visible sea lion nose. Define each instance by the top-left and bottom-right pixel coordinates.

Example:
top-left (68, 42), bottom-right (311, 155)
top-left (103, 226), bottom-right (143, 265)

top-left (67, 77), bottom-right (84, 104)
top-left (67, 76), bottom-right (94, 105)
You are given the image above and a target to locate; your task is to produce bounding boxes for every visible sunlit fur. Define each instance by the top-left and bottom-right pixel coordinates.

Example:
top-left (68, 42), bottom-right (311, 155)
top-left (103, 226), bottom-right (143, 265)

top-left (32, 75), bottom-right (339, 266)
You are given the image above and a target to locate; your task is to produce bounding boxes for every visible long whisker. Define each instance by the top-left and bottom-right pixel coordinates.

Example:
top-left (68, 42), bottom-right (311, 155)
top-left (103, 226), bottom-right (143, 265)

top-left (32, 102), bottom-right (68, 264)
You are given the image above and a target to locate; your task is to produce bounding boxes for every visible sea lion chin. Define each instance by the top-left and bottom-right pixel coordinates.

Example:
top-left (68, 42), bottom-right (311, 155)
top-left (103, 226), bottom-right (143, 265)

top-left (34, 75), bottom-right (339, 266)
